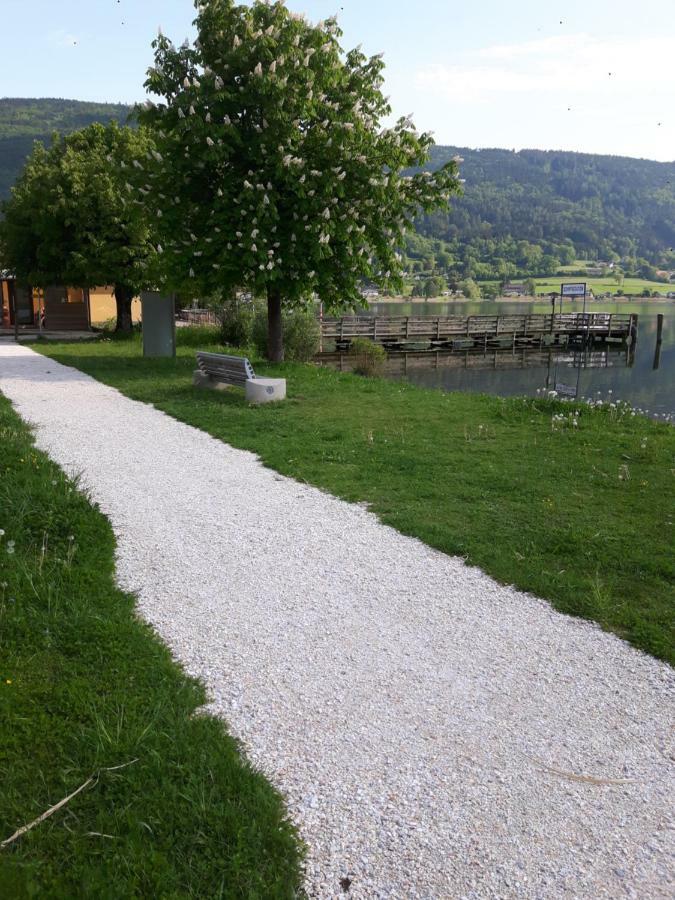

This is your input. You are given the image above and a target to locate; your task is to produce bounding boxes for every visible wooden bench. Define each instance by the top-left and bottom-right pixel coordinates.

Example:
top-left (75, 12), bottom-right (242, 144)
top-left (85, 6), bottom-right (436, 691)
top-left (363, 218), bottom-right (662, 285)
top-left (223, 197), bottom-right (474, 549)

top-left (193, 351), bottom-right (286, 404)
top-left (195, 351), bottom-right (256, 386)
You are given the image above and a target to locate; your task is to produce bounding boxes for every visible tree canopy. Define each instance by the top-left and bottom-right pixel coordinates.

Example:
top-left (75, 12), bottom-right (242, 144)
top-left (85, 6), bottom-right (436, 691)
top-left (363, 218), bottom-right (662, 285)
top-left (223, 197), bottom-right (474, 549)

top-left (137, 0), bottom-right (460, 358)
top-left (0, 122), bottom-right (157, 330)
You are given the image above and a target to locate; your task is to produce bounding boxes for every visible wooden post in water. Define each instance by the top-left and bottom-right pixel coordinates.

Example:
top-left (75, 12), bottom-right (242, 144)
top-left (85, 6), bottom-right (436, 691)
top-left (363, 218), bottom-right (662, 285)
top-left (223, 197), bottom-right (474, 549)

top-left (629, 313), bottom-right (638, 346)
top-left (653, 314), bottom-right (664, 370)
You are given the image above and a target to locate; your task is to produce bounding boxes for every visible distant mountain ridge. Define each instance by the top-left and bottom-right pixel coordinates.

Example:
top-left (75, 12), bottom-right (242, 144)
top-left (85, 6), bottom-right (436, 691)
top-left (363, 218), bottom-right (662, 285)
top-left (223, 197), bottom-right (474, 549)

top-left (0, 98), bottom-right (131, 202)
top-left (2, 98), bottom-right (675, 276)
top-left (420, 145), bottom-right (675, 271)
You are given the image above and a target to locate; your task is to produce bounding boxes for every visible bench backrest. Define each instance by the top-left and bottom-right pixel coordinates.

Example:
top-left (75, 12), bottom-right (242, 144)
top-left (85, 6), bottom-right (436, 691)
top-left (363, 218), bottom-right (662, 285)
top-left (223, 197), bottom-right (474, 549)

top-left (196, 351), bottom-right (256, 387)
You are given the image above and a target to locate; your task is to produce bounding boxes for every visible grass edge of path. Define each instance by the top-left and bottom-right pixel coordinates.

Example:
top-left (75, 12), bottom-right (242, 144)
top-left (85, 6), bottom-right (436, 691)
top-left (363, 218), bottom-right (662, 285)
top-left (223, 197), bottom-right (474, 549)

top-left (0, 389), bottom-right (305, 898)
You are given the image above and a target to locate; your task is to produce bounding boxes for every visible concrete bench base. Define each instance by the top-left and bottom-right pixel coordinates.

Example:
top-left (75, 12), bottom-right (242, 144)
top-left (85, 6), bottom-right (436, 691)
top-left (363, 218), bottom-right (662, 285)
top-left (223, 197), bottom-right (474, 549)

top-left (245, 377), bottom-right (287, 405)
top-left (193, 370), bottom-right (286, 404)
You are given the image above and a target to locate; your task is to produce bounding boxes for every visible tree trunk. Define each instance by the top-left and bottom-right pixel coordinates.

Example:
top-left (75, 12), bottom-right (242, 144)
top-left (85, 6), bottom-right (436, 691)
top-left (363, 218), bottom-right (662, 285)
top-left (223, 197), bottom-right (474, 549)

top-left (114, 285), bottom-right (133, 333)
top-left (267, 286), bottom-right (284, 362)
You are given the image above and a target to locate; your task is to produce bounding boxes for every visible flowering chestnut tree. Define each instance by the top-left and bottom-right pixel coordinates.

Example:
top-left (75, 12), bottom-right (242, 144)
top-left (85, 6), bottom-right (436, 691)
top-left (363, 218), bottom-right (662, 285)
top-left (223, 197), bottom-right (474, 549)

top-left (139, 0), bottom-right (461, 361)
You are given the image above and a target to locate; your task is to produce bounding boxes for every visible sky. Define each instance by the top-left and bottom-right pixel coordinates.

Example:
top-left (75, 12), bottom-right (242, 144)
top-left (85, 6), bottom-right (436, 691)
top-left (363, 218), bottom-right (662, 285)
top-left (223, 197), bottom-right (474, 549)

top-left (2, 0), bottom-right (675, 161)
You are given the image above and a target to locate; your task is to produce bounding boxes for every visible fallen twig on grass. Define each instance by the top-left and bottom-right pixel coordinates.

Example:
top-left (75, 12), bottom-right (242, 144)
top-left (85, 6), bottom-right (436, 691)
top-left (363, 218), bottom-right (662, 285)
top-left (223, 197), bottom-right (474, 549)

top-left (0, 759), bottom-right (139, 848)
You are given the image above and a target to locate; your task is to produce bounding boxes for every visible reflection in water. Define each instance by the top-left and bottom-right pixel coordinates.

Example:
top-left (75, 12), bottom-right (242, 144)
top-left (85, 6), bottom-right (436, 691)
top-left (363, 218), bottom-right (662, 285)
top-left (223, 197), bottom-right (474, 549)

top-left (322, 344), bottom-right (634, 379)
top-left (362, 300), bottom-right (674, 419)
top-left (653, 342), bottom-right (662, 372)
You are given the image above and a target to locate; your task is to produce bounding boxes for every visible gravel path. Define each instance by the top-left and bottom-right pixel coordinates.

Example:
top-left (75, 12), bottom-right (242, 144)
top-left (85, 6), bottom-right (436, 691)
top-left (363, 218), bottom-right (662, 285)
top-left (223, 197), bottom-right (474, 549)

top-left (1, 343), bottom-right (673, 899)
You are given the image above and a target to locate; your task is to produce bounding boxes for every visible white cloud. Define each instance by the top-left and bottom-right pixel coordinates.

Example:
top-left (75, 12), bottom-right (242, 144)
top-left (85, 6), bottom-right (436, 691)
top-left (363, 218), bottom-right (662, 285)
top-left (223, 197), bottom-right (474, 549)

top-left (47, 29), bottom-right (81, 48)
top-left (416, 33), bottom-right (675, 103)
top-left (476, 34), bottom-right (593, 61)
top-left (409, 31), bottom-right (675, 159)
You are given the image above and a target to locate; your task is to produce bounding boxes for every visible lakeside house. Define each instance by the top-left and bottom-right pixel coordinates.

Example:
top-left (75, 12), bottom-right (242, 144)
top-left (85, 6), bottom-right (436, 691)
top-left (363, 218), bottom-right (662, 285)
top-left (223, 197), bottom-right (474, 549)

top-left (0, 276), bottom-right (140, 330)
top-left (502, 283), bottom-right (528, 296)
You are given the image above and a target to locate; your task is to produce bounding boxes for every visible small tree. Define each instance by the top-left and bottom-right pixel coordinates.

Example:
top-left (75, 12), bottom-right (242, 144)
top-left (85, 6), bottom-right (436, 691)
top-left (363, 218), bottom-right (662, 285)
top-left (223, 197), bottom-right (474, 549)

top-left (423, 276), bottom-right (442, 299)
top-left (138, 0), bottom-right (461, 360)
top-left (459, 277), bottom-right (481, 299)
top-left (0, 123), bottom-right (157, 332)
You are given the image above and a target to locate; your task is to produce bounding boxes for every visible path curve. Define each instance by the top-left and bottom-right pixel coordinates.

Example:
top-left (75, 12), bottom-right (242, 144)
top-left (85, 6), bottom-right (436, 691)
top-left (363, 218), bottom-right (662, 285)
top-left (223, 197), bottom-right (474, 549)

top-left (1, 344), bottom-right (673, 899)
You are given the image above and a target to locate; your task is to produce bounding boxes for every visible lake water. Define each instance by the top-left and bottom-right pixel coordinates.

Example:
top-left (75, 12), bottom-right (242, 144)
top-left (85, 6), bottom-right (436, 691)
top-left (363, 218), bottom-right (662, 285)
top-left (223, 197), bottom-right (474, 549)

top-left (365, 300), bottom-right (674, 420)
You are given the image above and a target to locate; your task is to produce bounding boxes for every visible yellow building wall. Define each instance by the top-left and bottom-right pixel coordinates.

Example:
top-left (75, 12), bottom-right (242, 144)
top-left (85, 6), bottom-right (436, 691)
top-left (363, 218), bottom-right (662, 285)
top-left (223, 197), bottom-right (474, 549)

top-left (89, 288), bottom-right (142, 326)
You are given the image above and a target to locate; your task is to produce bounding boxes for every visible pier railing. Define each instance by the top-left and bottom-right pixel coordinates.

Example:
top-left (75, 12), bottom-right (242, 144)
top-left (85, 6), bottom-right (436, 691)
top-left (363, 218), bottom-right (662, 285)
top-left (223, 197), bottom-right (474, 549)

top-left (321, 312), bottom-right (637, 345)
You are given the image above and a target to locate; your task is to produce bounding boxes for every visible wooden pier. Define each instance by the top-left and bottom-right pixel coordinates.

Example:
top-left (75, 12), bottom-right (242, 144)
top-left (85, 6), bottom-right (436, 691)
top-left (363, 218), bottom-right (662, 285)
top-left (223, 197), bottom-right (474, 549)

top-left (321, 312), bottom-right (638, 351)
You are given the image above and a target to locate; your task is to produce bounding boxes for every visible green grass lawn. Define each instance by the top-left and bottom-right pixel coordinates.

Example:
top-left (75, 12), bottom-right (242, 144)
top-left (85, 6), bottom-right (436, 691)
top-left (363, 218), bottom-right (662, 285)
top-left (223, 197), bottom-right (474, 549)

top-left (557, 260), bottom-right (594, 272)
top-left (472, 273), bottom-right (673, 298)
top-left (532, 276), bottom-right (672, 297)
top-left (36, 330), bottom-right (674, 665)
top-left (0, 392), bottom-right (303, 897)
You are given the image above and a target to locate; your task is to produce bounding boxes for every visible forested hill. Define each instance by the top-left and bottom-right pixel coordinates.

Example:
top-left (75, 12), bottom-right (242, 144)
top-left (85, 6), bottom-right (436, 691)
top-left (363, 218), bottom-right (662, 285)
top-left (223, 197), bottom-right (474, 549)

top-left (2, 98), bottom-right (675, 277)
top-left (0, 98), bottom-right (131, 201)
top-left (415, 146), bottom-right (675, 276)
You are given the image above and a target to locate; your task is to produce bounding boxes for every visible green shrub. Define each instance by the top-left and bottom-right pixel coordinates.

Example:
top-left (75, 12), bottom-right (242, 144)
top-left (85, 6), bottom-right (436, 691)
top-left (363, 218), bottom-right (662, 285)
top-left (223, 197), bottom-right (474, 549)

top-left (349, 337), bottom-right (386, 376)
top-left (252, 305), bottom-right (320, 361)
top-left (99, 316), bottom-right (117, 333)
top-left (176, 325), bottom-right (221, 347)
top-left (219, 295), bottom-right (257, 347)
top-left (283, 307), bottom-right (321, 361)
top-left (96, 317), bottom-right (141, 337)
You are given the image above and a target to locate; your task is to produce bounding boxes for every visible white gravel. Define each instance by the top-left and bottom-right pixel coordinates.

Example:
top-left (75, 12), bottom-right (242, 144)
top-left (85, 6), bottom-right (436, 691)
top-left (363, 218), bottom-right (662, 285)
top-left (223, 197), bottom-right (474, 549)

top-left (1, 342), bottom-right (673, 899)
